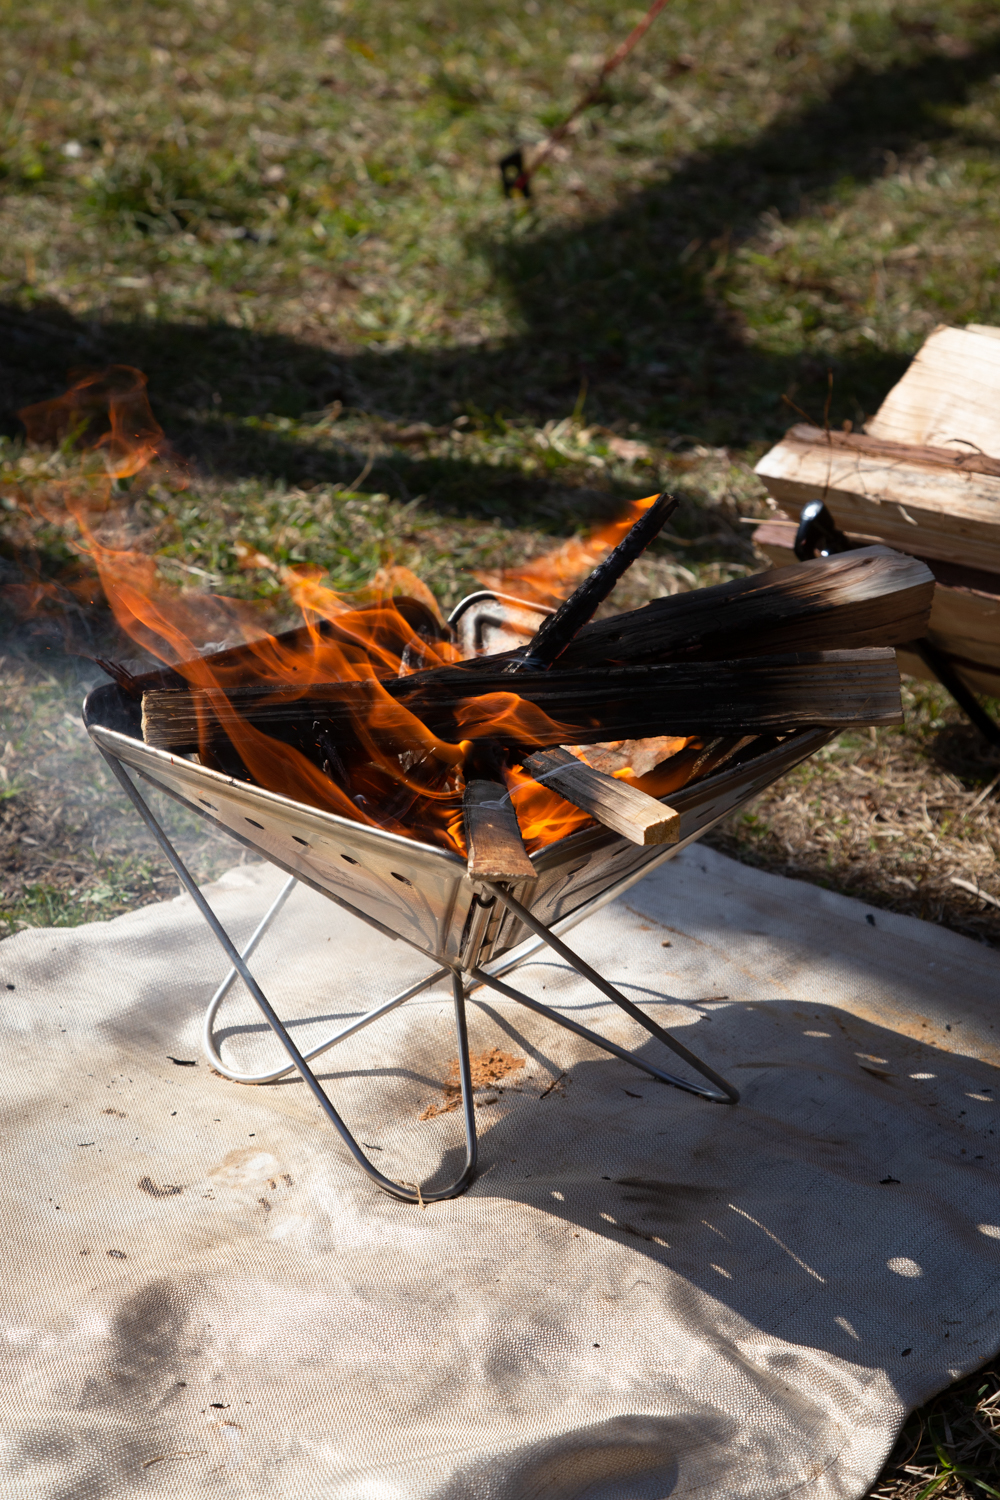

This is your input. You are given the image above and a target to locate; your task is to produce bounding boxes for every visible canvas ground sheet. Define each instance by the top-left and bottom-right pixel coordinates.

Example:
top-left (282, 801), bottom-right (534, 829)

top-left (1, 844), bottom-right (999, 1500)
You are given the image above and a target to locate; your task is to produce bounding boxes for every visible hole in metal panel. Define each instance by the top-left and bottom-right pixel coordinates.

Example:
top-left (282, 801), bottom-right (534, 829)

top-left (199, 799), bottom-right (218, 810)
top-left (245, 818), bottom-right (264, 829)
top-left (291, 835), bottom-right (309, 846)
top-left (391, 872), bottom-right (412, 885)
top-left (341, 854), bottom-right (358, 865)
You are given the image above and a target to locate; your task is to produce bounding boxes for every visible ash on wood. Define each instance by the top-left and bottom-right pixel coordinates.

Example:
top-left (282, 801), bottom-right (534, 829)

top-left (140, 649), bottom-right (905, 753)
top-left (522, 747), bottom-right (680, 846)
top-left (463, 780), bottom-right (536, 882)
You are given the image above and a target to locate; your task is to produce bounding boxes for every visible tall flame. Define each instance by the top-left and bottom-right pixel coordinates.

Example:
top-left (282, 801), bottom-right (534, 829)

top-left (10, 370), bottom-right (695, 855)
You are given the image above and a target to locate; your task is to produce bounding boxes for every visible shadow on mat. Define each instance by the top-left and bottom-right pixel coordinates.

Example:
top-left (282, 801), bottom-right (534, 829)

top-left (412, 991), bottom-right (1000, 1372)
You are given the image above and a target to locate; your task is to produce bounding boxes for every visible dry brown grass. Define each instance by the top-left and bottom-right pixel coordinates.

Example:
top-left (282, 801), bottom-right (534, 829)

top-left (707, 678), bottom-right (1000, 949)
top-left (868, 1363), bottom-right (1000, 1500)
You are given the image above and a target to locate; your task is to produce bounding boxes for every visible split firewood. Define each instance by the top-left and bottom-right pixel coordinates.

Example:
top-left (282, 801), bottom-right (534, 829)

top-left (521, 747), bottom-right (680, 846)
top-left (756, 328), bottom-right (1000, 571)
top-left (463, 781), bottom-right (536, 882)
top-left (140, 648), bottom-right (904, 754)
top-left (552, 548), bottom-right (934, 669)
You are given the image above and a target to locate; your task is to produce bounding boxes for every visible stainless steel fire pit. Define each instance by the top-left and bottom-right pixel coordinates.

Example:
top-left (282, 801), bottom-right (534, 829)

top-left (83, 600), bottom-right (834, 1204)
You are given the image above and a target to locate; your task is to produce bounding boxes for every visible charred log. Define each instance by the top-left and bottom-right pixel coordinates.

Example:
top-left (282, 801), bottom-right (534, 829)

top-left (140, 648), bottom-right (904, 755)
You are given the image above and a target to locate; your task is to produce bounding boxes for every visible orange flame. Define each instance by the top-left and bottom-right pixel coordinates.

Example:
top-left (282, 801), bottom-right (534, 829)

top-left (9, 372), bottom-right (693, 855)
top-left (19, 365), bottom-right (178, 480)
top-left (475, 493), bottom-right (663, 605)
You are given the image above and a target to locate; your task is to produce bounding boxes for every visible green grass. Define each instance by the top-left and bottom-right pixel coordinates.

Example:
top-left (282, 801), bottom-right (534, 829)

top-left (2, 0), bottom-right (1000, 457)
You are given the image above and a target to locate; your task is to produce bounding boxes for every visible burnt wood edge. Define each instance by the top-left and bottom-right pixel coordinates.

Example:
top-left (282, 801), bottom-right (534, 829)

top-left (140, 646), bottom-right (900, 708)
top-left (752, 518), bottom-right (1000, 600)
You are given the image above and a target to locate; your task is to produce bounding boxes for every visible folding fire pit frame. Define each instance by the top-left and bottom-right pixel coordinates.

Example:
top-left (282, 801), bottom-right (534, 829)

top-left (84, 678), bottom-right (833, 1205)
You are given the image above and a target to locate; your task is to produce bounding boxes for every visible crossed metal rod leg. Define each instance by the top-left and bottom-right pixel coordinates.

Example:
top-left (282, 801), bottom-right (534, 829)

top-left (101, 749), bottom-right (737, 1204)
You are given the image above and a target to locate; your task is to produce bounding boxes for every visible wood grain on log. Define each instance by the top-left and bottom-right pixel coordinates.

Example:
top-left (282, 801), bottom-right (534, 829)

top-left (864, 324), bottom-right (1000, 459)
top-left (463, 780), bottom-right (536, 881)
top-left (781, 422), bottom-right (1000, 477)
top-left (140, 649), bottom-right (905, 753)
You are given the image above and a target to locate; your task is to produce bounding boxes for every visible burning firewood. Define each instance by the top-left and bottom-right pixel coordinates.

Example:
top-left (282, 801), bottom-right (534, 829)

top-left (549, 547), bottom-right (934, 668)
top-left (468, 491), bottom-right (679, 862)
top-left (131, 505), bottom-right (928, 868)
top-left (140, 648), bottom-right (904, 753)
top-left (521, 747), bottom-right (680, 846)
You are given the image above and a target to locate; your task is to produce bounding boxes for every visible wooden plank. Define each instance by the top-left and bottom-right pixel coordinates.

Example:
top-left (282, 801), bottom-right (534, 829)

top-left (463, 780), bottom-right (536, 882)
top-left (754, 438), bottom-right (1000, 573)
top-left (865, 323), bottom-right (1000, 456)
top-left (751, 520), bottom-right (1000, 695)
top-left (521, 747), bottom-right (681, 846)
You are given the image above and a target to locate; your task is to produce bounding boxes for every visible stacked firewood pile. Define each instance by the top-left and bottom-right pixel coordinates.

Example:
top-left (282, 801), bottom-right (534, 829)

top-left (112, 494), bottom-right (934, 879)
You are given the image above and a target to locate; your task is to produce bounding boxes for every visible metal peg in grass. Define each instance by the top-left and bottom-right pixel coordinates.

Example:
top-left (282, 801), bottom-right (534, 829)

top-left (502, 491), bottom-right (679, 674)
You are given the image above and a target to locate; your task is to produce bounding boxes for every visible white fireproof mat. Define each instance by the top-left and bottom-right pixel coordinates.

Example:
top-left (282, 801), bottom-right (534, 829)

top-left (2, 845), bottom-right (999, 1499)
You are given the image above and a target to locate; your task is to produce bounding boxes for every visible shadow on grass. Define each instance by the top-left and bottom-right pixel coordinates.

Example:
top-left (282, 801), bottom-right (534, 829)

top-left (2, 32), bottom-right (999, 519)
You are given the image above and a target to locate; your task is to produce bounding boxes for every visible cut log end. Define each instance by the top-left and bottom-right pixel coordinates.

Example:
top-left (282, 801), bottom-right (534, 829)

top-left (463, 779), bottom-right (536, 882)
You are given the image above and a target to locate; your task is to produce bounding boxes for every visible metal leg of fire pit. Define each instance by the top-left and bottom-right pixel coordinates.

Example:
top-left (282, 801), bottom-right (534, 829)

top-left (467, 967), bottom-right (730, 1101)
top-left (98, 747), bottom-right (735, 1201)
top-left (201, 875), bottom-right (454, 1086)
top-left (99, 748), bottom-right (478, 1204)
top-left (478, 882), bottom-right (739, 1105)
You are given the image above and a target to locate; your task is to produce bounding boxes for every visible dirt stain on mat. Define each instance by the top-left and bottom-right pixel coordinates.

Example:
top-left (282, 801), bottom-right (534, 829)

top-left (137, 1176), bottom-right (183, 1199)
top-left (420, 1048), bottom-right (525, 1119)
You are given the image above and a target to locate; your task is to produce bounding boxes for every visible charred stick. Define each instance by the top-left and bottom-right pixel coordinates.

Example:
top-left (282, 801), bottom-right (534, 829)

top-left (93, 657), bottom-right (147, 698)
top-left (521, 747), bottom-right (680, 846)
top-left (503, 491), bottom-right (679, 673)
